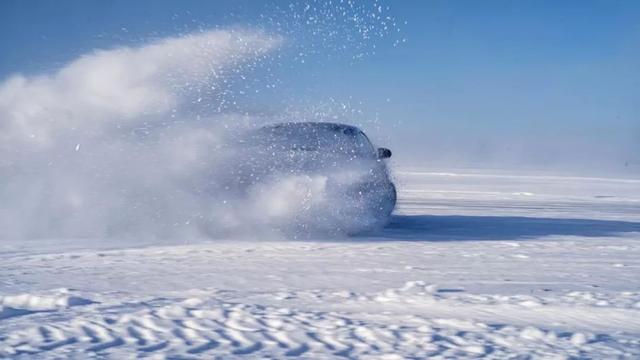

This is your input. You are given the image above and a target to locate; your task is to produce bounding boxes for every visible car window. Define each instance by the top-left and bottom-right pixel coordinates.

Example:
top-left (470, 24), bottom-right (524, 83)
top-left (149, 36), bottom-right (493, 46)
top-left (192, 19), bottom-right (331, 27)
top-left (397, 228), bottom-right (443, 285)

top-left (247, 124), bottom-right (376, 159)
top-left (352, 131), bottom-right (376, 158)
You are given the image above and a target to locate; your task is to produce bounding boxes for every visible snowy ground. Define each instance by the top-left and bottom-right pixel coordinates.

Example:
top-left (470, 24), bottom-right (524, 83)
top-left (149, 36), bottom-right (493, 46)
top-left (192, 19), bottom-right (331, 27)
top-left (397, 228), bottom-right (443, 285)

top-left (1, 169), bottom-right (640, 359)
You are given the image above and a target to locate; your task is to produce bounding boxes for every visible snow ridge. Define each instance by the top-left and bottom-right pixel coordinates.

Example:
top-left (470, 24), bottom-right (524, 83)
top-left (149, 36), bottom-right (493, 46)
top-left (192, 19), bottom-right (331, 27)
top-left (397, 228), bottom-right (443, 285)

top-left (2, 289), bottom-right (638, 359)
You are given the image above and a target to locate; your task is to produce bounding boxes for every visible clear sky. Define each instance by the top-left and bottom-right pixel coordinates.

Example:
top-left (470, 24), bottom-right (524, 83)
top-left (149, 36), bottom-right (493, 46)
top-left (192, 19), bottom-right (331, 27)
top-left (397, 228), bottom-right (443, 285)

top-left (1, 0), bottom-right (639, 175)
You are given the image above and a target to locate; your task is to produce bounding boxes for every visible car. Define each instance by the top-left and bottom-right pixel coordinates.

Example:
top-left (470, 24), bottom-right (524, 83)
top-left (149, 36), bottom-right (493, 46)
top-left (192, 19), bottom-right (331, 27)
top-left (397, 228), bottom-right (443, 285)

top-left (231, 122), bottom-right (396, 234)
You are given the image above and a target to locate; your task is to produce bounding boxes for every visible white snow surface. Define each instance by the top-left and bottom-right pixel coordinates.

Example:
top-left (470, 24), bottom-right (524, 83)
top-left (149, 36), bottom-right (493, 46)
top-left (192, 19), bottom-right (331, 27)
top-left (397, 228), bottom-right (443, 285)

top-left (1, 169), bottom-right (640, 359)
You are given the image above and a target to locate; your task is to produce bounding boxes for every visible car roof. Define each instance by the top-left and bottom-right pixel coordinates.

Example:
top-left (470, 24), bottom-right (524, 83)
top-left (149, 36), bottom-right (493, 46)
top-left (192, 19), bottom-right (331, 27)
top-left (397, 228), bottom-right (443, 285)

top-left (259, 122), bottom-right (362, 134)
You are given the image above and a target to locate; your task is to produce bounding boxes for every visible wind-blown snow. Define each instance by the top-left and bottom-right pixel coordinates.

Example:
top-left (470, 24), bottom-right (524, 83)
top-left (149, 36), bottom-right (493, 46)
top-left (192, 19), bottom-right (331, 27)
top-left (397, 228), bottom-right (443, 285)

top-left (0, 29), bottom-right (286, 241)
top-left (0, 27), bottom-right (397, 241)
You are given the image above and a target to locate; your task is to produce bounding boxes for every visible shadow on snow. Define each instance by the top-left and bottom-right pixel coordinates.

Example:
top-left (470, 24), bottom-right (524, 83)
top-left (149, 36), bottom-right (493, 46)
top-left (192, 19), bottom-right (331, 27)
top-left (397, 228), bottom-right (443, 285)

top-left (368, 215), bottom-right (640, 241)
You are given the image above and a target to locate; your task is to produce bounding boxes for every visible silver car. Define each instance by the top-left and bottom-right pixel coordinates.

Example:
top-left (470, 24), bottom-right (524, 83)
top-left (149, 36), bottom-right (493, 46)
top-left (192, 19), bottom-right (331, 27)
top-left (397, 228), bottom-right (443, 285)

top-left (232, 122), bottom-right (396, 234)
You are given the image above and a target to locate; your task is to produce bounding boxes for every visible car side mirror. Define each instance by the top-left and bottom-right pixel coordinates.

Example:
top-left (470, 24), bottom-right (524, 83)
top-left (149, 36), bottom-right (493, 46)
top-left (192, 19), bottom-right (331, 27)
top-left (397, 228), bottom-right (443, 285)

top-left (377, 147), bottom-right (392, 159)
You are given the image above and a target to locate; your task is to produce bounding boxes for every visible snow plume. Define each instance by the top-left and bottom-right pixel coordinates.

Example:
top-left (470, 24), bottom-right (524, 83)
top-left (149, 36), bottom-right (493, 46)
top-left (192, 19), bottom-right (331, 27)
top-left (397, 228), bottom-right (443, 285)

top-left (0, 29), bottom-right (284, 240)
top-left (0, 28), bottom-right (392, 242)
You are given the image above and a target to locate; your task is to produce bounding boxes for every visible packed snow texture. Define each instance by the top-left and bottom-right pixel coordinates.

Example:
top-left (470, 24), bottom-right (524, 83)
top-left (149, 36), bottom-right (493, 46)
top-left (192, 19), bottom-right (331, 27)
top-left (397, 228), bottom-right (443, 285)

top-left (1, 170), bottom-right (639, 358)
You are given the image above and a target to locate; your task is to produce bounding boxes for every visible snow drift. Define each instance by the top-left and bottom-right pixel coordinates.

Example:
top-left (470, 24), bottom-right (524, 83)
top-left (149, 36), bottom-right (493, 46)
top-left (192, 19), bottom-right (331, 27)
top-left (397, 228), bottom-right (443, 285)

top-left (0, 29), bottom-right (391, 241)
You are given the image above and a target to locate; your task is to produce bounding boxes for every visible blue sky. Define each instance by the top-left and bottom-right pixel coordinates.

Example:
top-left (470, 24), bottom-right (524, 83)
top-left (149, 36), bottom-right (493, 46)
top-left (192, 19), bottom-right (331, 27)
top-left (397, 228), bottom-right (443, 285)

top-left (1, 0), bottom-right (639, 174)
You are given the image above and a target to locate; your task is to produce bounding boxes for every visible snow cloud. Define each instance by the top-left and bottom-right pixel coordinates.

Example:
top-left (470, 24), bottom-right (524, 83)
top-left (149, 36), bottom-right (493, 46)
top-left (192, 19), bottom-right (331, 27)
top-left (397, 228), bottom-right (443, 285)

top-left (0, 29), bottom-right (282, 240)
top-left (0, 29), bottom-right (279, 149)
top-left (0, 27), bottom-right (388, 242)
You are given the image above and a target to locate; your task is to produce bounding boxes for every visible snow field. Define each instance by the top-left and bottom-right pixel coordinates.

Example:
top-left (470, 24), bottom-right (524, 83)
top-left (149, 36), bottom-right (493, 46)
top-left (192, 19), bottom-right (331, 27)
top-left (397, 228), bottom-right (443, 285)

top-left (1, 170), bottom-right (639, 358)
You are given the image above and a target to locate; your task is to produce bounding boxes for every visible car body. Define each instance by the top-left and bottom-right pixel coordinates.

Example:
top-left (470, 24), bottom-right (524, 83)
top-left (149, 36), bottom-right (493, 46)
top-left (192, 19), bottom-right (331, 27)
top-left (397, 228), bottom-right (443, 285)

top-left (232, 122), bottom-right (396, 234)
